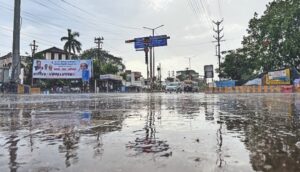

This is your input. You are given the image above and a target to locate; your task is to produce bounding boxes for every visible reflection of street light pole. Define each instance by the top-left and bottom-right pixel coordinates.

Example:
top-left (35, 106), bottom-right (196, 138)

top-left (143, 25), bottom-right (164, 82)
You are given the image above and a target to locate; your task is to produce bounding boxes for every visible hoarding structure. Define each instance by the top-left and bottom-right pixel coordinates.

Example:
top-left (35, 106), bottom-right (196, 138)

top-left (32, 60), bottom-right (92, 80)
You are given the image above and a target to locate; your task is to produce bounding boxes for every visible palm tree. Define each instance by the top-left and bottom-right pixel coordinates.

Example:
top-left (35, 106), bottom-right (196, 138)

top-left (61, 29), bottom-right (82, 58)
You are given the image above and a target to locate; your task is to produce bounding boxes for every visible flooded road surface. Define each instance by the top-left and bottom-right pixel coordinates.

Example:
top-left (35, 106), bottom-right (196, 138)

top-left (0, 93), bottom-right (300, 172)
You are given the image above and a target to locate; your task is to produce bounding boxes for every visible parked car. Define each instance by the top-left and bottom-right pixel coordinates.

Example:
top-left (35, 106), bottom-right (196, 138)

top-left (165, 82), bottom-right (183, 93)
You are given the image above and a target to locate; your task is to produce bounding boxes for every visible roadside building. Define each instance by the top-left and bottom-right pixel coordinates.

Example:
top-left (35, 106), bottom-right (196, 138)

top-left (37, 47), bottom-right (72, 60)
top-left (0, 52), bottom-right (29, 68)
top-left (99, 74), bottom-right (123, 92)
top-left (176, 69), bottom-right (200, 81)
top-left (0, 53), bottom-right (30, 83)
top-left (124, 70), bottom-right (145, 92)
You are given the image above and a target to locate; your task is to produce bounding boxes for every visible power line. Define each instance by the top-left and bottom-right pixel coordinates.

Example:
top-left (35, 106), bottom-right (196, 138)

top-left (1, 0), bottom-right (147, 40)
top-left (202, 0), bottom-right (212, 17)
top-left (0, 3), bottom-right (66, 32)
top-left (28, 0), bottom-right (125, 36)
top-left (0, 26), bottom-right (59, 46)
top-left (186, 0), bottom-right (213, 29)
top-left (187, 0), bottom-right (202, 22)
top-left (198, 0), bottom-right (214, 28)
top-left (60, 0), bottom-right (143, 31)
top-left (217, 0), bottom-right (223, 19)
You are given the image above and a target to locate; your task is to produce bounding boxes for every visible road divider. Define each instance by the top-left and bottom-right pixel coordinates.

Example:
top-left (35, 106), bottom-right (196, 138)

top-left (206, 85), bottom-right (296, 94)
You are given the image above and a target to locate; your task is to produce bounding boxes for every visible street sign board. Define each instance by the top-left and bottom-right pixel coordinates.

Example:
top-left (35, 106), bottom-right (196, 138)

top-left (134, 37), bottom-right (149, 49)
top-left (204, 65), bottom-right (214, 72)
top-left (134, 35), bottom-right (170, 50)
top-left (204, 65), bottom-right (214, 78)
top-left (151, 35), bottom-right (168, 47)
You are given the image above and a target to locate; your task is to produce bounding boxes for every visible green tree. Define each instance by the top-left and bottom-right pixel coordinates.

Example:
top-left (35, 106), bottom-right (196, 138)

top-left (243, 0), bottom-right (300, 71)
top-left (222, 0), bottom-right (300, 82)
top-left (81, 48), bottom-right (125, 77)
top-left (61, 29), bottom-right (82, 57)
top-left (220, 49), bottom-right (256, 83)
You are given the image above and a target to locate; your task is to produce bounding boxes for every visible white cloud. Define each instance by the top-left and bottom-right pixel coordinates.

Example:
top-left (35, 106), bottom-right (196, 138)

top-left (183, 32), bottom-right (211, 40)
top-left (184, 22), bottom-right (210, 31)
top-left (225, 23), bottom-right (245, 33)
top-left (145, 0), bottom-right (174, 11)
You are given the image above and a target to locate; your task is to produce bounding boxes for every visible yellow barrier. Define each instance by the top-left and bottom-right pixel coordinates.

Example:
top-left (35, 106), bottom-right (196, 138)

top-left (258, 86), bottom-right (262, 93)
top-left (295, 86), bottom-right (300, 93)
top-left (208, 85), bottom-right (297, 94)
top-left (18, 85), bottom-right (24, 94)
top-left (31, 88), bottom-right (41, 94)
top-left (263, 86), bottom-right (269, 93)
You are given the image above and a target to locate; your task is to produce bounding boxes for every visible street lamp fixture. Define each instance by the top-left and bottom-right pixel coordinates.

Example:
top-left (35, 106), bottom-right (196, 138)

top-left (143, 25), bottom-right (164, 31)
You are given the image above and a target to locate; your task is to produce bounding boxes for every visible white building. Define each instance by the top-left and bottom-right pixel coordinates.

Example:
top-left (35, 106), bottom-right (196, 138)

top-left (38, 47), bottom-right (71, 60)
top-left (124, 70), bottom-right (145, 91)
top-left (0, 52), bottom-right (28, 68)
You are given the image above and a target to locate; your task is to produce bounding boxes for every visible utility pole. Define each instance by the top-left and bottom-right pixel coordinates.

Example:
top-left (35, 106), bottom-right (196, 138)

top-left (11, 0), bottom-right (21, 83)
top-left (94, 37), bottom-right (104, 93)
top-left (30, 40), bottom-right (38, 86)
top-left (213, 19), bottom-right (225, 81)
top-left (94, 37), bottom-right (104, 68)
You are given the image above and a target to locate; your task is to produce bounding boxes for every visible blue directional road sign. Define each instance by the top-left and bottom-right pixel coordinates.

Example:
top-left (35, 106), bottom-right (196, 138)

top-left (151, 35), bottom-right (168, 47)
top-left (134, 35), bottom-right (169, 50)
top-left (134, 37), bottom-right (148, 49)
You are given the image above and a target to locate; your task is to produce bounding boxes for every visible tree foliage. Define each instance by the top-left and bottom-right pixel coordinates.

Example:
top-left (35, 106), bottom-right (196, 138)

top-left (220, 49), bottom-right (256, 83)
top-left (221, 0), bottom-right (300, 82)
top-left (81, 48), bottom-right (126, 77)
top-left (61, 29), bottom-right (82, 55)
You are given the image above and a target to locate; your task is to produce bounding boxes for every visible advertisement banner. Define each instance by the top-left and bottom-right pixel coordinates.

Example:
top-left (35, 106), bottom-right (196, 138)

top-left (266, 69), bottom-right (291, 85)
top-left (32, 60), bottom-right (92, 79)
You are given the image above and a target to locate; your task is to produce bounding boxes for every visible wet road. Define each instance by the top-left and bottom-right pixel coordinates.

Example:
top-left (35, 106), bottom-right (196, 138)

top-left (0, 93), bottom-right (300, 172)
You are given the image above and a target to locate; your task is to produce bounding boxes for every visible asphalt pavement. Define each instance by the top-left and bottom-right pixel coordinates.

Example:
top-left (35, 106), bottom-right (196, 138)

top-left (0, 93), bottom-right (300, 172)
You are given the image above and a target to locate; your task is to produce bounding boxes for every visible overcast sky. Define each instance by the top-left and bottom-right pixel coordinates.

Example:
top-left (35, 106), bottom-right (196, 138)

top-left (0, 0), bottom-right (272, 78)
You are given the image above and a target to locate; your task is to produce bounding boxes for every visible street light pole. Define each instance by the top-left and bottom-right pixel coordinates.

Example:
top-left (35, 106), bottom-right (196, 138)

top-left (143, 25), bottom-right (164, 87)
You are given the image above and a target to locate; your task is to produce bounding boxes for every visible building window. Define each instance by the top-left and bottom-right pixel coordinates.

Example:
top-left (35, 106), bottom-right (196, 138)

top-left (59, 54), bottom-right (62, 60)
top-left (51, 53), bottom-right (55, 60)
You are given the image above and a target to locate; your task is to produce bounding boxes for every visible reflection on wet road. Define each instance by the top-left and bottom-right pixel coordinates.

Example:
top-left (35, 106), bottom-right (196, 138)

top-left (0, 93), bottom-right (300, 172)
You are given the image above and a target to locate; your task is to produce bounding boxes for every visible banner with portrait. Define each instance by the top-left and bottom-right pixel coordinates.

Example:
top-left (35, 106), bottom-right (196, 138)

top-left (32, 60), bottom-right (92, 80)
